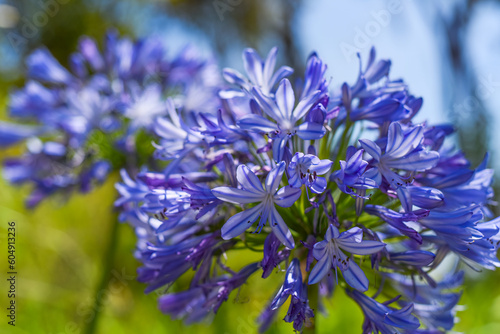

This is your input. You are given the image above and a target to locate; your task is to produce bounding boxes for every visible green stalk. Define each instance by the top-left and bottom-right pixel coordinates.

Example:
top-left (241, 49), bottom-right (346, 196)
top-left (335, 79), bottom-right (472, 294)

top-left (83, 214), bottom-right (120, 334)
top-left (303, 277), bottom-right (318, 334)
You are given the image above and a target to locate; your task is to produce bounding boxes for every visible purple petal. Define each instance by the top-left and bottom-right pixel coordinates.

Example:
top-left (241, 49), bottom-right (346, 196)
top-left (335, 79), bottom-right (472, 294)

top-left (396, 187), bottom-right (413, 212)
top-left (222, 68), bottom-right (248, 87)
top-left (292, 90), bottom-right (322, 123)
top-left (251, 87), bottom-right (283, 122)
top-left (311, 159), bottom-right (333, 175)
top-left (288, 165), bottom-right (302, 188)
top-left (383, 304), bottom-right (420, 329)
top-left (386, 123), bottom-right (423, 158)
top-left (312, 240), bottom-right (329, 260)
top-left (408, 186), bottom-right (444, 209)
top-left (272, 134), bottom-right (289, 162)
top-left (243, 48), bottom-right (263, 85)
top-left (342, 260), bottom-right (369, 292)
top-left (276, 79), bottom-right (295, 121)
top-left (265, 162), bottom-right (286, 193)
top-left (212, 186), bottom-right (264, 204)
top-left (359, 139), bottom-right (381, 161)
top-left (295, 122), bottom-right (326, 140)
top-left (237, 114), bottom-right (278, 133)
top-left (338, 227), bottom-right (364, 243)
top-left (310, 177), bottom-right (327, 194)
top-left (263, 47), bottom-right (278, 83)
top-left (221, 203), bottom-right (264, 239)
top-left (308, 254), bottom-right (331, 284)
top-left (338, 239), bottom-right (386, 255)
top-left (269, 66), bottom-right (294, 89)
top-left (270, 207), bottom-right (295, 248)
top-left (389, 250), bottom-right (435, 267)
top-left (274, 185), bottom-right (302, 207)
top-left (78, 37), bottom-right (104, 71)
top-left (325, 224), bottom-right (340, 240)
top-left (27, 48), bottom-right (73, 84)
top-left (236, 164), bottom-right (264, 193)
top-left (385, 151), bottom-right (440, 170)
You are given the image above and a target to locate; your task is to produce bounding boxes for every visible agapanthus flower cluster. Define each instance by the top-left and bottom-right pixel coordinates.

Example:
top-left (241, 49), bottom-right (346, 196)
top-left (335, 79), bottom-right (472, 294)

top-left (0, 31), bottom-right (221, 207)
top-left (114, 46), bottom-right (500, 333)
top-left (2, 34), bottom-right (499, 333)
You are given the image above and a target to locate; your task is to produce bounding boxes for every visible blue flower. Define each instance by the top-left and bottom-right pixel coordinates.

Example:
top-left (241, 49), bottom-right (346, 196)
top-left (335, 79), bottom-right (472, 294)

top-left (138, 232), bottom-right (221, 293)
top-left (153, 98), bottom-right (204, 160)
top-left (301, 52), bottom-right (329, 99)
top-left (387, 272), bottom-right (463, 331)
top-left (387, 250), bottom-right (435, 268)
top-left (158, 262), bottom-right (260, 322)
top-left (308, 224), bottom-right (385, 291)
top-left (222, 47), bottom-right (293, 96)
top-left (9, 81), bottom-right (59, 120)
top-left (141, 189), bottom-right (192, 232)
top-left (121, 84), bottom-right (169, 131)
top-left (270, 258), bottom-right (314, 331)
top-left (360, 123), bottom-right (439, 185)
top-left (331, 146), bottom-right (379, 196)
top-left (197, 109), bottom-right (251, 146)
top-left (238, 78), bottom-right (324, 161)
top-left (360, 122), bottom-right (440, 211)
top-left (26, 48), bottom-right (74, 84)
top-left (157, 287), bottom-right (209, 324)
top-left (181, 177), bottom-right (222, 219)
top-left (364, 205), bottom-right (429, 243)
top-left (0, 122), bottom-right (45, 148)
top-left (261, 232), bottom-right (291, 278)
top-left (341, 47), bottom-right (422, 126)
top-left (288, 152), bottom-right (332, 194)
top-left (347, 289), bottom-right (420, 334)
top-left (419, 155), bottom-right (494, 211)
top-left (1, 31), bottom-right (222, 207)
top-left (421, 207), bottom-right (500, 270)
top-left (114, 169), bottom-right (151, 207)
top-left (213, 162), bottom-right (301, 248)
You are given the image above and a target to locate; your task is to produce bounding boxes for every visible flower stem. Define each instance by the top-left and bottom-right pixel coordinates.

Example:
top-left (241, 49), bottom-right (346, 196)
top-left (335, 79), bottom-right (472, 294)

top-left (304, 282), bottom-right (318, 334)
top-left (84, 213), bottom-right (120, 334)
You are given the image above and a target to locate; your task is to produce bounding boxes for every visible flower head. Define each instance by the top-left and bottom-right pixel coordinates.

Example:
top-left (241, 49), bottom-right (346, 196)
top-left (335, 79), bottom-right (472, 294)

top-left (308, 224), bottom-right (385, 291)
top-left (213, 162), bottom-right (301, 248)
top-left (288, 152), bottom-right (332, 194)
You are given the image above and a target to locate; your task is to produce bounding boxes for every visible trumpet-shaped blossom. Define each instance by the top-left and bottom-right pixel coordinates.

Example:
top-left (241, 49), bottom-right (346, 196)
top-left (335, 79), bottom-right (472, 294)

top-left (212, 162), bottom-right (301, 248)
top-left (360, 122), bottom-right (439, 211)
top-left (308, 224), bottom-right (385, 291)
top-left (331, 146), bottom-right (379, 196)
top-left (238, 78), bottom-right (325, 161)
top-left (222, 47), bottom-right (293, 96)
top-left (387, 272), bottom-right (463, 331)
top-left (270, 259), bottom-right (314, 331)
top-left (288, 152), bottom-right (332, 194)
top-left (261, 232), bottom-right (291, 278)
top-left (347, 289), bottom-right (420, 334)
top-left (359, 123), bottom-right (439, 185)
